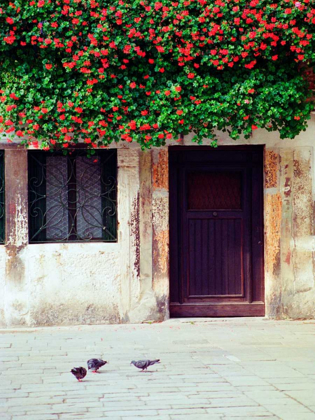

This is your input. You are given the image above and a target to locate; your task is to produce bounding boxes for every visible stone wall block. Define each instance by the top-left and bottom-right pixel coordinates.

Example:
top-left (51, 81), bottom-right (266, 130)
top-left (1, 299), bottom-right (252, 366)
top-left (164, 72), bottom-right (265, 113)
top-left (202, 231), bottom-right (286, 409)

top-left (118, 148), bottom-right (141, 319)
top-left (279, 149), bottom-right (295, 317)
top-left (152, 149), bottom-right (169, 320)
top-left (264, 193), bottom-right (282, 318)
top-left (265, 149), bottom-right (279, 189)
top-left (4, 150), bottom-right (29, 327)
top-left (292, 148), bottom-right (314, 294)
top-left (152, 149), bottom-right (168, 191)
top-left (139, 150), bottom-right (153, 294)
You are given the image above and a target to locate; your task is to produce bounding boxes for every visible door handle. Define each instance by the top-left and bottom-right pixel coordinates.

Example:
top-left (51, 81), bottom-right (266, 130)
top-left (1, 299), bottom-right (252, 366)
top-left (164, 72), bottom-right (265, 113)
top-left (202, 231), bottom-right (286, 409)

top-left (213, 212), bottom-right (218, 217)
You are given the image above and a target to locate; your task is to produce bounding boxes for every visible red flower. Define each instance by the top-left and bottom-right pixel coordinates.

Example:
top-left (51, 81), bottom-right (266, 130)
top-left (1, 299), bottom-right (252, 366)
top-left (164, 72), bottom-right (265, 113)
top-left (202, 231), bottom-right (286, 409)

top-left (130, 82), bottom-right (136, 89)
top-left (252, 125), bottom-right (258, 130)
top-left (175, 86), bottom-right (182, 92)
top-left (45, 64), bottom-right (52, 70)
top-left (9, 93), bottom-right (19, 100)
top-left (75, 107), bottom-right (83, 113)
top-left (164, 90), bottom-right (171, 96)
top-left (187, 73), bottom-right (195, 79)
top-left (129, 120), bottom-right (136, 129)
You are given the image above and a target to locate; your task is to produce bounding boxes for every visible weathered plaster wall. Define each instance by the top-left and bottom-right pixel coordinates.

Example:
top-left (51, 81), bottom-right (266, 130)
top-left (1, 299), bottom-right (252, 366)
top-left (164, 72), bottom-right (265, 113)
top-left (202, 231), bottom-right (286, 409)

top-left (0, 146), bottom-right (168, 327)
top-left (1, 114), bottom-right (315, 326)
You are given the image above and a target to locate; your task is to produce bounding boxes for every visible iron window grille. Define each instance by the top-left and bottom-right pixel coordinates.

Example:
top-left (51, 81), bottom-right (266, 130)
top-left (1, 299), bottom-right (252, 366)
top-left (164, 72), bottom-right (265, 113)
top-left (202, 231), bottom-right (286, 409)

top-left (0, 151), bottom-right (4, 244)
top-left (28, 150), bottom-right (117, 243)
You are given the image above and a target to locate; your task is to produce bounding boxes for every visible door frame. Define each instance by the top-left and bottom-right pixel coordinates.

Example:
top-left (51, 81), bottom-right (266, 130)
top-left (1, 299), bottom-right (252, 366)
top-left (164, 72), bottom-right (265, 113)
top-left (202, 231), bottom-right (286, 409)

top-left (169, 145), bottom-right (265, 317)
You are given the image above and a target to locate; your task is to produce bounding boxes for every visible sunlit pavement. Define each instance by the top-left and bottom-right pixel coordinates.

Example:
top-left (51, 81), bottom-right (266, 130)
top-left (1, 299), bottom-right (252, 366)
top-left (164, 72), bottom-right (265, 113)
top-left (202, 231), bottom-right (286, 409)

top-left (1, 318), bottom-right (315, 419)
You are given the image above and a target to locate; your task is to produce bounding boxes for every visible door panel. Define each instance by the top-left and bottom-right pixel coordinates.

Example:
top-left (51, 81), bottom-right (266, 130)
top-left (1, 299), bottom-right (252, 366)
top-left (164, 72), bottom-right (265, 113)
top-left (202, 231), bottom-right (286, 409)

top-left (169, 146), bottom-right (264, 317)
top-left (188, 218), bottom-right (243, 297)
top-left (187, 171), bottom-right (242, 210)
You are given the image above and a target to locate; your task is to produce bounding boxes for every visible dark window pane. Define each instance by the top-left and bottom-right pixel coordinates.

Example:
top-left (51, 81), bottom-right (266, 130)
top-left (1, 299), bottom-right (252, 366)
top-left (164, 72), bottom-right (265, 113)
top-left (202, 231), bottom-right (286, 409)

top-left (76, 156), bottom-right (103, 240)
top-left (46, 156), bottom-right (68, 240)
top-left (187, 171), bottom-right (242, 210)
top-left (0, 151), bottom-right (4, 243)
top-left (28, 150), bottom-right (117, 243)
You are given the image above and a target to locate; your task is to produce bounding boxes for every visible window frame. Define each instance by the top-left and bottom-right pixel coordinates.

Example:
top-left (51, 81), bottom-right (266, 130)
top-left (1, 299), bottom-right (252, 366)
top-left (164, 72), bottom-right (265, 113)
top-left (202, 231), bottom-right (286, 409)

top-left (28, 149), bottom-right (117, 244)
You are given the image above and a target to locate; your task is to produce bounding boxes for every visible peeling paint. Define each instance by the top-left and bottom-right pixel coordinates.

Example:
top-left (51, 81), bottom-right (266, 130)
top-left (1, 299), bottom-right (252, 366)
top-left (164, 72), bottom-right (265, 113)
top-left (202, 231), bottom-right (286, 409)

top-left (265, 150), bottom-right (278, 188)
top-left (292, 148), bottom-right (314, 294)
top-left (152, 150), bottom-right (168, 190)
top-left (265, 193), bottom-right (282, 277)
top-left (153, 230), bottom-right (169, 276)
top-left (130, 193), bottom-right (140, 278)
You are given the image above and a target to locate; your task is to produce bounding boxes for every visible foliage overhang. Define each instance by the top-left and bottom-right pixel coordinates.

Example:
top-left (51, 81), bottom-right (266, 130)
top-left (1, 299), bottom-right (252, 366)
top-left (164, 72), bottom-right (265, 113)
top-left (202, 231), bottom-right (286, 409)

top-left (0, 0), bottom-right (314, 151)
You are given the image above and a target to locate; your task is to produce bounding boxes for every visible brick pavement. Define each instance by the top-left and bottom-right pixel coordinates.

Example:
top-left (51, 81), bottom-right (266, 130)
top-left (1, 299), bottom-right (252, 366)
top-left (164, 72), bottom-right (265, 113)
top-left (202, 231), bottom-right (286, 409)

top-left (1, 318), bottom-right (315, 420)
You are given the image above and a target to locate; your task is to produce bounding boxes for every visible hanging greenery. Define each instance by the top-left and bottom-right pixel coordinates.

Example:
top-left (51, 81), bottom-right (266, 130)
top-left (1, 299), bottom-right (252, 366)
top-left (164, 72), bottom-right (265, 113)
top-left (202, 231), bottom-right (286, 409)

top-left (0, 0), bottom-right (314, 150)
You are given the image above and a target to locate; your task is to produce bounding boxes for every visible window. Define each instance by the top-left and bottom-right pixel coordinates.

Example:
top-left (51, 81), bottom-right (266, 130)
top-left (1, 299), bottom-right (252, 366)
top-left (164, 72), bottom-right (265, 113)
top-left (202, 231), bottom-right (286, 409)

top-left (0, 151), bottom-right (4, 244)
top-left (28, 150), bottom-right (117, 243)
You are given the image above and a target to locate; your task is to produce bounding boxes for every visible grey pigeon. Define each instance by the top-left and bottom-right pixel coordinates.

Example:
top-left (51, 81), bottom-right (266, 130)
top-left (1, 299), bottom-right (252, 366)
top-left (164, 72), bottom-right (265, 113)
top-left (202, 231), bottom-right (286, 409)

top-left (71, 367), bottom-right (87, 382)
top-left (130, 359), bottom-right (160, 371)
top-left (87, 358), bottom-right (108, 373)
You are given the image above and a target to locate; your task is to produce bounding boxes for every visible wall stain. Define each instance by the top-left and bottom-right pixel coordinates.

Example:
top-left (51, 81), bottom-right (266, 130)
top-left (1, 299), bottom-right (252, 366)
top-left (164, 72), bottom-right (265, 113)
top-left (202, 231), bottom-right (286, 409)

top-left (265, 193), bottom-right (282, 277)
top-left (31, 302), bottom-right (121, 326)
top-left (284, 177), bottom-right (291, 198)
top-left (153, 230), bottom-right (169, 276)
top-left (130, 193), bottom-right (140, 278)
top-left (265, 150), bottom-right (278, 188)
top-left (152, 150), bottom-right (168, 190)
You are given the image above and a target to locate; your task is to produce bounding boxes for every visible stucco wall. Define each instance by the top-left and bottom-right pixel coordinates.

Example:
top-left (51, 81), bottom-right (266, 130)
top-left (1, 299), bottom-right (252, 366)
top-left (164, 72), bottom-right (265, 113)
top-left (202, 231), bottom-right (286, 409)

top-left (0, 147), bottom-right (167, 327)
top-left (1, 115), bottom-right (315, 326)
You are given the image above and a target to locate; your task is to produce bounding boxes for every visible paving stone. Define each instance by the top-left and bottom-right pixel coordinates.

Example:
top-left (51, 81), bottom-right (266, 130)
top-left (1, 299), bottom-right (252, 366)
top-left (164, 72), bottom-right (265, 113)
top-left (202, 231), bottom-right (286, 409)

top-left (13, 416), bottom-right (58, 420)
top-left (283, 390), bottom-right (315, 406)
top-left (1, 319), bottom-right (315, 419)
top-left (170, 415), bottom-right (222, 420)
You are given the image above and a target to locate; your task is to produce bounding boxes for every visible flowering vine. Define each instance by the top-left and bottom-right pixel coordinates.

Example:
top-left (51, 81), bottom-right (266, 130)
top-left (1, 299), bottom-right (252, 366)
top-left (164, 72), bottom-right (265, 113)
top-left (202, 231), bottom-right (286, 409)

top-left (0, 0), bottom-right (314, 150)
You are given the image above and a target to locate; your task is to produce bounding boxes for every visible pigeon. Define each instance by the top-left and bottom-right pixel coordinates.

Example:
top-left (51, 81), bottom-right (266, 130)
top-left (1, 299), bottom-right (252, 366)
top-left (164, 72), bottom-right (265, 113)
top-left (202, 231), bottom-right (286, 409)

top-left (130, 359), bottom-right (160, 371)
top-left (71, 367), bottom-right (87, 382)
top-left (87, 358), bottom-right (108, 373)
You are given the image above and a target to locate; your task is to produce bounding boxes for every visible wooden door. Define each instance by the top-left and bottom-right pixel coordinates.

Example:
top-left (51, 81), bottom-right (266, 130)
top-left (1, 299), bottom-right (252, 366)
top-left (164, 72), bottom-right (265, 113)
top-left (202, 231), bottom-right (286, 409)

top-left (169, 147), bottom-right (264, 317)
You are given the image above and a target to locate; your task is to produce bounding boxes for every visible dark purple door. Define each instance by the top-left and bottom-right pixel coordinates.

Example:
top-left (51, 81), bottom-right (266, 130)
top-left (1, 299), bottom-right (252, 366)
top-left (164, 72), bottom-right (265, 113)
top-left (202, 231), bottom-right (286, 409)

top-left (169, 147), bottom-right (264, 317)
